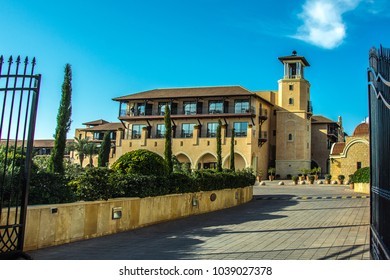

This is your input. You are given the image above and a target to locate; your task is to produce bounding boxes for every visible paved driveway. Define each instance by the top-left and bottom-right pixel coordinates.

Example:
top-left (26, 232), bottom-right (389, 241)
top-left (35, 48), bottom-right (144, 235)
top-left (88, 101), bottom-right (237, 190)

top-left (29, 182), bottom-right (370, 260)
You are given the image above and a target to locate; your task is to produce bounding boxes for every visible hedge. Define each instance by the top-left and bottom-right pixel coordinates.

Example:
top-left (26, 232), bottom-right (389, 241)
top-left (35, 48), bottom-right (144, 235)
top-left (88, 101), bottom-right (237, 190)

top-left (352, 167), bottom-right (370, 183)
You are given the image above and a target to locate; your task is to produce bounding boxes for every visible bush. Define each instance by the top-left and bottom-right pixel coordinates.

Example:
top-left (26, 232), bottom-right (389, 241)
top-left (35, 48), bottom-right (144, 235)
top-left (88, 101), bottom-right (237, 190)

top-left (70, 167), bottom-right (117, 201)
top-left (352, 167), bottom-right (370, 183)
top-left (111, 149), bottom-right (168, 176)
top-left (29, 172), bottom-right (77, 205)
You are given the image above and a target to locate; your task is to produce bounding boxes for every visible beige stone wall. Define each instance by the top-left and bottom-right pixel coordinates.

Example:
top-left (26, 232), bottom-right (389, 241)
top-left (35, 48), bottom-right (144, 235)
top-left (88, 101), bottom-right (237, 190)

top-left (330, 137), bottom-right (369, 178)
top-left (21, 186), bottom-right (252, 251)
top-left (115, 98), bottom-right (273, 177)
top-left (311, 124), bottom-right (330, 174)
top-left (354, 183), bottom-right (370, 194)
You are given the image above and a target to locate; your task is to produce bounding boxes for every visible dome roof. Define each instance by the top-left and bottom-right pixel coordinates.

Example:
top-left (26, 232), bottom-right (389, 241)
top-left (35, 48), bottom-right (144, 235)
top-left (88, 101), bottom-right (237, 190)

top-left (353, 122), bottom-right (369, 136)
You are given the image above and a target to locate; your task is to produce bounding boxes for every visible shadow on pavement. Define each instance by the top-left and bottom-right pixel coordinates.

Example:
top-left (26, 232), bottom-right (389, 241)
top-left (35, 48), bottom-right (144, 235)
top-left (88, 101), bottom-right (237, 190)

top-left (29, 195), bottom-right (298, 260)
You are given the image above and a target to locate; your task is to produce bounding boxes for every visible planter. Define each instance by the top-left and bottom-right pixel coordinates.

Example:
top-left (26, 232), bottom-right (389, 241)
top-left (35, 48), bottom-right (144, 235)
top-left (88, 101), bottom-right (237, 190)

top-left (325, 179), bottom-right (331, 184)
top-left (337, 180), bottom-right (344, 185)
top-left (350, 183), bottom-right (354, 189)
top-left (269, 175), bottom-right (274, 181)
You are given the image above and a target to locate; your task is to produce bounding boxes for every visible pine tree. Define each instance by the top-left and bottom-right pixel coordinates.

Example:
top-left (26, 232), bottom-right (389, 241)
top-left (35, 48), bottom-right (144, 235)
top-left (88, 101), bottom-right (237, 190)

top-left (230, 128), bottom-right (235, 171)
top-left (49, 64), bottom-right (72, 174)
top-left (98, 131), bottom-right (111, 167)
top-left (164, 104), bottom-right (173, 174)
top-left (216, 119), bottom-right (222, 172)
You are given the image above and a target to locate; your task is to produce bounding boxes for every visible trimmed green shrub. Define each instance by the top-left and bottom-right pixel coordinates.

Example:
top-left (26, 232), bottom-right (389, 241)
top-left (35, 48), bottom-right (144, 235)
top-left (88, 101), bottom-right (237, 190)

top-left (352, 167), bottom-right (370, 183)
top-left (70, 167), bottom-right (117, 201)
top-left (29, 172), bottom-right (77, 205)
top-left (111, 149), bottom-right (168, 176)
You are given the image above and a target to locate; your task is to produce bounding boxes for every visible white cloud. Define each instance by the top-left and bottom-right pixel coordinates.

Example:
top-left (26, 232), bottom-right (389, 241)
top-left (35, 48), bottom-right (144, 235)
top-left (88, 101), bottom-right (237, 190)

top-left (293, 0), bottom-right (362, 49)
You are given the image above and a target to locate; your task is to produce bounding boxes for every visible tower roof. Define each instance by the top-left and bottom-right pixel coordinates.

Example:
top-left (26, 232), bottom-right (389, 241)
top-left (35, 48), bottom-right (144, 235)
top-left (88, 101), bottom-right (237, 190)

top-left (278, 51), bottom-right (310, 67)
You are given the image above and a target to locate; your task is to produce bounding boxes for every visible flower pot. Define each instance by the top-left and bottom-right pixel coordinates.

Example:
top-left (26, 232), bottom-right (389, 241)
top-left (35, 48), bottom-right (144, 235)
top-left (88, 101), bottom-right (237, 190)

top-left (269, 175), bottom-right (274, 181)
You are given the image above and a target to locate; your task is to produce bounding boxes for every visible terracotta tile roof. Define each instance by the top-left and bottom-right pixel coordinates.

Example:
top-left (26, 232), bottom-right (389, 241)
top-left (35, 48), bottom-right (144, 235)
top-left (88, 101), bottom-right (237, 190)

top-left (331, 142), bottom-right (346, 155)
top-left (353, 122), bottom-right (369, 136)
top-left (112, 86), bottom-right (256, 101)
top-left (82, 122), bottom-right (124, 132)
top-left (311, 115), bottom-right (337, 124)
top-left (0, 139), bottom-right (73, 148)
top-left (82, 119), bottom-right (109, 126)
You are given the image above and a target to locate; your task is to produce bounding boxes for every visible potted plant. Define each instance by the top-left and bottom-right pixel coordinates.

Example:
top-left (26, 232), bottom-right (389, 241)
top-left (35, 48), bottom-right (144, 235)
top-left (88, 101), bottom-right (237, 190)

top-left (268, 167), bottom-right (276, 181)
top-left (325, 174), bottom-right (332, 184)
top-left (256, 170), bottom-right (263, 182)
top-left (338, 175), bottom-right (345, 185)
top-left (308, 175), bottom-right (315, 184)
top-left (348, 174), bottom-right (354, 189)
top-left (292, 175), bottom-right (299, 185)
top-left (312, 167), bottom-right (321, 180)
top-left (298, 173), bottom-right (304, 181)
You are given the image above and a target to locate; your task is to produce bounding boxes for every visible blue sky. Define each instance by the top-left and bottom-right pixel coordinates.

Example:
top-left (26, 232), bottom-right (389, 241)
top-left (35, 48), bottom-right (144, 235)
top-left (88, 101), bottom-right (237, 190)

top-left (1, 0), bottom-right (389, 138)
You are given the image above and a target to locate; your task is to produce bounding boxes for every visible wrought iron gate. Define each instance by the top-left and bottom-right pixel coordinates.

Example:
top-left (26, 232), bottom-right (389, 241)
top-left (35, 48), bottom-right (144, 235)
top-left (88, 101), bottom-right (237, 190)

top-left (0, 56), bottom-right (41, 259)
top-left (368, 46), bottom-right (390, 260)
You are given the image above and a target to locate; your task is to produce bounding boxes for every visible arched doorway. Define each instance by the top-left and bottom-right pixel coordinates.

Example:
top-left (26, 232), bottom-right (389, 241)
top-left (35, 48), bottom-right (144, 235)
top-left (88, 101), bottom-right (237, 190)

top-left (196, 153), bottom-right (217, 169)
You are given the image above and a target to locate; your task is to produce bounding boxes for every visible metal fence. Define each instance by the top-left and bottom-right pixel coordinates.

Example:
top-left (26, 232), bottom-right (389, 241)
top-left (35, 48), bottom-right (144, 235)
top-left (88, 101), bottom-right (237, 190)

top-left (0, 56), bottom-right (41, 259)
top-left (368, 46), bottom-right (390, 260)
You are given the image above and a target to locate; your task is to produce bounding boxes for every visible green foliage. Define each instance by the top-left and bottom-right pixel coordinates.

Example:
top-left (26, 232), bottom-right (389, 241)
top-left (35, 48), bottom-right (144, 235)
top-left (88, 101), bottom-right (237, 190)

top-left (164, 104), bottom-right (173, 174)
top-left (268, 167), bottom-right (276, 175)
top-left (325, 174), bottom-right (332, 180)
top-left (50, 63), bottom-right (72, 174)
top-left (352, 167), bottom-right (370, 183)
top-left (29, 172), bottom-right (77, 205)
top-left (70, 167), bottom-right (116, 201)
top-left (230, 128), bottom-right (235, 171)
top-left (84, 142), bottom-right (99, 167)
top-left (292, 175), bottom-right (298, 182)
top-left (67, 136), bottom-right (90, 166)
top-left (98, 131), bottom-right (111, 167)
top-left (216, 119), bottom-right (222, 172)
top-left (111, 149), bottom-right (168, 176)
top-left (338, 174), bottom-right (345, 180)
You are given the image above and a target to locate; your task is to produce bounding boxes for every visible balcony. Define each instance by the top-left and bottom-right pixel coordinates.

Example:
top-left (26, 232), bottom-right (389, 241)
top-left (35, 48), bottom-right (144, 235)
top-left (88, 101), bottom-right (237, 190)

top-left (258, 131), bottom-right (267, 147)
top-left (119, 105), bottom-right (256, 120)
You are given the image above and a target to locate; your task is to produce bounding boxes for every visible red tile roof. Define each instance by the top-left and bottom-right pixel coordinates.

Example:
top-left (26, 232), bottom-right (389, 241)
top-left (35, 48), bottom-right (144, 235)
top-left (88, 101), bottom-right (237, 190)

top-left (353, 122), bottom-right (369, 136)
top-left (331, 142), bottom-right (346, 155)
top-left (112, 86), bottom-right (256, 101)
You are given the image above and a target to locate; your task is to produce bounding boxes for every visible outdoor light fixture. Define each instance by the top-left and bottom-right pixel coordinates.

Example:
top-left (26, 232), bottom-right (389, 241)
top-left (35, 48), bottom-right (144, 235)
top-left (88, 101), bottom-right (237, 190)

top-left (192, 197), bottom-right (198, 207)
top-left (112, 207), bottom-right (122, 220)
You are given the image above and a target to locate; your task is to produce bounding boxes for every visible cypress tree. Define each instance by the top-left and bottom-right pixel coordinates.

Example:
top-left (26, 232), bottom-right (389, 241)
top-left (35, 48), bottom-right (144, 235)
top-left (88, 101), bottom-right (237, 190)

top-left (164, 104), bottom-right (173, 174)
top-left (216, 119), bottom-right (222, 172)
top-left (49, 64), bottom-right (72, 174)
top-left (230, 128), bottom-right (235, 171)
top-left (98, 131), bottom-right (111, 167)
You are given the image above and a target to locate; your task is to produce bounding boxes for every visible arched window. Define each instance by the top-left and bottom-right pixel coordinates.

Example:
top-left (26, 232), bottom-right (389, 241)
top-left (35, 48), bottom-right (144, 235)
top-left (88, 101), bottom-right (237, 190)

top-left (288, 133), bottom-right (293, 141)
top-left (289, 98), bottom-right (294, 105)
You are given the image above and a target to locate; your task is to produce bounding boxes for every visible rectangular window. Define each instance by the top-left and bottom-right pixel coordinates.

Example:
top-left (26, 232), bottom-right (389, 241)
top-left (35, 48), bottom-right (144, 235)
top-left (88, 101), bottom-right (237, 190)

top-left (207, 122), bottom-right (218, 137)
top-left (181, 123), bottom-right (195, 138)
top-left (234, 99), bottom-right (250, 113)
top-left (183, 101), bottom-right (197, 115)
top-left (234, 122), bottom-right (248, 137)
top-left (156, 124), bottom-right (166, 138)
top-left (137, 103), bottom-right (145, 115)
top-left (289, 85), bottom-right (294, 91)
top-left (132, 124), bottom-right (146, 139)
top-left (357, 162), bottom-right (362, 169)
top-left (208, 101), bottom-right (223, 114)
top-left (93, 132), bottom-right (104, 140)
top-left (158, 102), bottom-right (170, 115)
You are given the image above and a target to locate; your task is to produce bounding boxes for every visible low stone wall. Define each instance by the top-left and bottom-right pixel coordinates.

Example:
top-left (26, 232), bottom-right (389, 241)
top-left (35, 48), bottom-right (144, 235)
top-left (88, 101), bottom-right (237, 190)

top-left (354, 183), bottom-right (370, 194)
top-left (22, 186), bottom-right (252, 251)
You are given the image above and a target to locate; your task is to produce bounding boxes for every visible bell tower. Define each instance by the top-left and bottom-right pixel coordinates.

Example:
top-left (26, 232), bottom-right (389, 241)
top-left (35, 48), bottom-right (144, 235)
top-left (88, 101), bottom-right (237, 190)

top-left (275, 51), bottom-right (312, 178)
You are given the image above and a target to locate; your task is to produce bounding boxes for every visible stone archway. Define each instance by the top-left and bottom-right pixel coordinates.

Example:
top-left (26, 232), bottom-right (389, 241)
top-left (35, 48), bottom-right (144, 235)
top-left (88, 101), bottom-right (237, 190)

top-left (175, 153), bottom-right (192, 170)
top-left (223, 153), bottom-right (247, 170)
top-left (196, 153), bottom-right (217, 169)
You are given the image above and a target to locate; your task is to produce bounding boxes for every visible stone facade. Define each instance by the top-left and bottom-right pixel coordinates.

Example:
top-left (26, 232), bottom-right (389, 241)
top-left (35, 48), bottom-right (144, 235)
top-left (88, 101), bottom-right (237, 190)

top-left (330, 122), bottom-right (370, 179)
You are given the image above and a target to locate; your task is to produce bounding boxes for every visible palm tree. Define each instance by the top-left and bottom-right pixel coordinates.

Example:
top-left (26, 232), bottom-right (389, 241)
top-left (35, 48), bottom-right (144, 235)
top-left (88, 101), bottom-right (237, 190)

top-left (85, 142), bottom-right (99, 167)
top-left (67, 136), bottom-right (90, 166)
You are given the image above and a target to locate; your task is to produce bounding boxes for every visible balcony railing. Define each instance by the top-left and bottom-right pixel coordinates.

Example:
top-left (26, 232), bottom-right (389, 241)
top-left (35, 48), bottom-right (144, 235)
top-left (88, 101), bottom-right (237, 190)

top-left (120, 105), bottom-right (256, 117)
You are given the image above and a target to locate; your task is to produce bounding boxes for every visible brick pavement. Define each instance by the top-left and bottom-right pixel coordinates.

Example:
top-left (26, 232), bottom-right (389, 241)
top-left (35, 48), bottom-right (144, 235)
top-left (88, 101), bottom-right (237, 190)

top-left (29, 182), bottom-right (370, 260)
